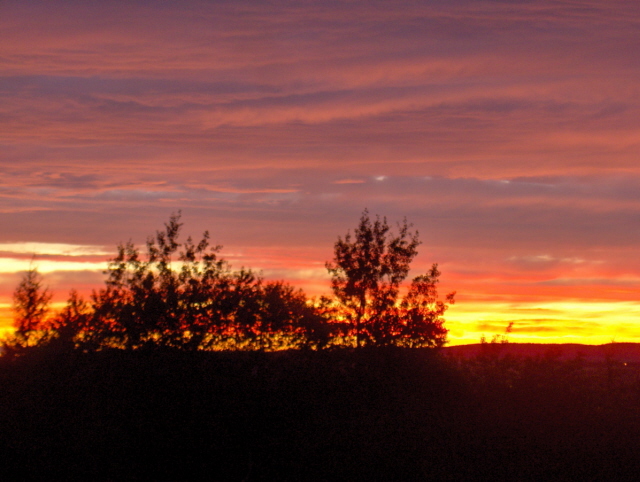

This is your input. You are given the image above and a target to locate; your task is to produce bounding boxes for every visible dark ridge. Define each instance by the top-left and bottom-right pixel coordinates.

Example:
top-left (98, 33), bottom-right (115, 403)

top-left (445, 342), bottom-right (640, 363)
top-left (0, 348), bottom-right (461, 481)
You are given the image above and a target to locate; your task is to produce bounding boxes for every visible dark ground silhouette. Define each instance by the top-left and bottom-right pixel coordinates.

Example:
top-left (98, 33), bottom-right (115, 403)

top-left (2, 345), bottom-right (640, 481)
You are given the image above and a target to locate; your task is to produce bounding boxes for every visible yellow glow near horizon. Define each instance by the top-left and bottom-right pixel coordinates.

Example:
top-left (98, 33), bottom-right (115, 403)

top-left (2, 296), bottom-right (639, 346)
top-left (0, 303), bottom-right (11, 337)
top-left (445, 300), bottom-right (640, 346)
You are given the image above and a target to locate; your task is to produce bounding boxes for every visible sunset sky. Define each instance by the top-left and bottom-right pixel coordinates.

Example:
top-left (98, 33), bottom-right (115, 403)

top-left (1, 0), bottom-right (640, 345)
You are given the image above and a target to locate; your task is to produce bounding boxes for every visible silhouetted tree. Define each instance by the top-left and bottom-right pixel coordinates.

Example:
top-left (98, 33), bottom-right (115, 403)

top-left (88, 212), bottom-right (240, 349)
top-left (86, 212), bottom-right (325, 350)
top-left (11, 265), bottom-right (52, 347)
top-left (47, 290), bottom-right (94, 350)
top-left (257, 281), bottom-right (332, 350)
top-left (326, 210), bottom-right (454, 347)
top-left (392, 265), bottom-right (454, 347)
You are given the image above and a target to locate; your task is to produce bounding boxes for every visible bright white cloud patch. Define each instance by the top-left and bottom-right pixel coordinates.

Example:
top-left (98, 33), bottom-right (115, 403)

top-left (0, 258), bottom-right (107, 274)
top-left (0, 243), bottom-right (112, 275)
top-left (0, 243), bottom-right (110, 257)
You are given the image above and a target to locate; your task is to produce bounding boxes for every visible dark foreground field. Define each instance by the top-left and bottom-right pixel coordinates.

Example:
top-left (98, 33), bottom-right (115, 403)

top-left (2, 345), bottom-right (640, 481)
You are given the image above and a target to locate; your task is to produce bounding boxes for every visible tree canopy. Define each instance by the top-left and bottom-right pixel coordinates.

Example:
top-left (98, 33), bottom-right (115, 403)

top-left (11, 265), bottom-right (52, 347)
top-left (327, 209), bottom-right (454, 348)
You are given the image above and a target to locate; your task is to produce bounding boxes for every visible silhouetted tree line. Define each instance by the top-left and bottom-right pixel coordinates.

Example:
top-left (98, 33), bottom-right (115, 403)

top-left (3, 211), bottom-right (454, 354)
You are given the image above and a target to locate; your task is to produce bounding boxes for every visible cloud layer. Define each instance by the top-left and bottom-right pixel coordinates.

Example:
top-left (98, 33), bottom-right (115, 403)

top-left (1, 0), bottom-right (639, 343)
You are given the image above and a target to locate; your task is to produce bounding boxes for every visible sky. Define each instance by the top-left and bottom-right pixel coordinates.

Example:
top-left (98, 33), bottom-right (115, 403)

top-left (1, 0), bottom-right (640, 345)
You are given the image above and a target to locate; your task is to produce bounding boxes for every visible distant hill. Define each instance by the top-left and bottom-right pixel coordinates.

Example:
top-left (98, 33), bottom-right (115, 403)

top-left (444, 342), bottom-right (640, 363)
